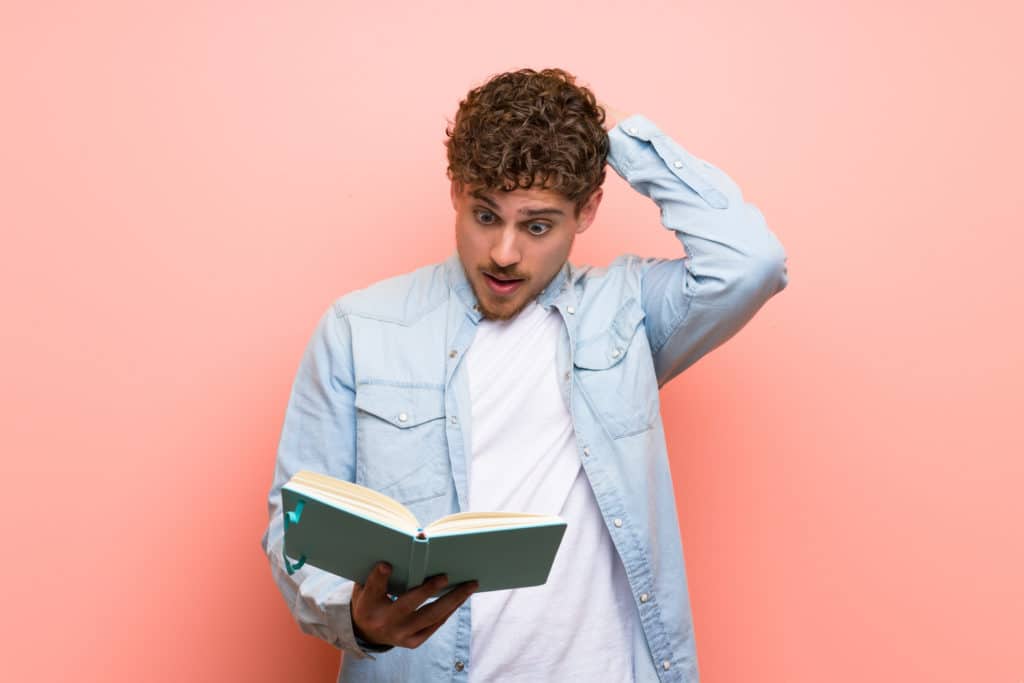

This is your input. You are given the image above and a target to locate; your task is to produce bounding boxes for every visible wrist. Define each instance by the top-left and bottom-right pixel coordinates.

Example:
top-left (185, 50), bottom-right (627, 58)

top-left (602, 105), bottom-right (630, 132)
top-left (351, 614), bottom-right (393, 653)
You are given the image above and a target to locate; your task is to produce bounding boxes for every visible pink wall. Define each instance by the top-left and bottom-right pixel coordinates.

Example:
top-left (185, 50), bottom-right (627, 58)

top-left (3, 1), bottom-right (1021, 681)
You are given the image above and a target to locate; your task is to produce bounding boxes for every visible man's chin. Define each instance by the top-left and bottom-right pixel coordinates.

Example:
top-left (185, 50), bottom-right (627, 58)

top-left (474, 291), bottom-right (536, 321)
top-left (468, 276), bottom-right (543, 321)
top-left (478, 300), bottom-right (526, 321)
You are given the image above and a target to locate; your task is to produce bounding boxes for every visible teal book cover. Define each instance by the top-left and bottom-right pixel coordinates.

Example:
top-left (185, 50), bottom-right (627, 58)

top-left (281, 473), bottom-right (567, 595)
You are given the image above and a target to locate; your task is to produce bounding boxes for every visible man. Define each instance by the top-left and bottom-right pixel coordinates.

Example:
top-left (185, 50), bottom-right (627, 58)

top-left (261, 67), bottom-right (788, 682)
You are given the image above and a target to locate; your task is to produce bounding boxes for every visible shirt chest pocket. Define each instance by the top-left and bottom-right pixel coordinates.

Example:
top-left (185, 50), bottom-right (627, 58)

top-left (573, 298), bottom-right (660, 439)
top-left (353, 384), bottom-right (450, 505)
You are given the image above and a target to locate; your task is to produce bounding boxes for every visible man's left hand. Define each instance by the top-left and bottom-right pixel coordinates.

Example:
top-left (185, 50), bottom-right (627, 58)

top-left (600, 102), bottom-right (630, 131)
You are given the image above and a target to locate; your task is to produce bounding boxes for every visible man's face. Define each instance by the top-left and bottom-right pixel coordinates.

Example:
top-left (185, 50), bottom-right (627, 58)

top-left (451, 180), bottom-right (602, 321)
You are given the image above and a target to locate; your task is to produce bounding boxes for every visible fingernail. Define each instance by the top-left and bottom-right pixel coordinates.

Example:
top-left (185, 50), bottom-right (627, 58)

top-left (380, 563), bottom-right (391, 575)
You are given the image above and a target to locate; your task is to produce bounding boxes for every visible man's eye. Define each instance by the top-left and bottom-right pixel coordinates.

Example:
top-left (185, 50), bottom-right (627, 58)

top-left (474, 210), bottom-right (497, 225)
top-left (528, 223), bottom-right (551, 236)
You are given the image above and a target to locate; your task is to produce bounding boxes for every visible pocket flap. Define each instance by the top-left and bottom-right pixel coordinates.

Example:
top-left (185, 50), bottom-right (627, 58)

top-left (354, 384), bottom-right (445, 428)
top-left (573, 298), bottom-right (646, 371)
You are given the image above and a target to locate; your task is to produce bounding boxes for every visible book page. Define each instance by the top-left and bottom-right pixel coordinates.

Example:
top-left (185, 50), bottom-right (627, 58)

top-left (425, 511), bottom-right (564, 536)
top-left (288, 470), bottom-right (419, 534)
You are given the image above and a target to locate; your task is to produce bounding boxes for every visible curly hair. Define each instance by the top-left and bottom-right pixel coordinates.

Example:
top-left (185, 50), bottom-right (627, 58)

top-left (445, 68), bottom-right (609, 217)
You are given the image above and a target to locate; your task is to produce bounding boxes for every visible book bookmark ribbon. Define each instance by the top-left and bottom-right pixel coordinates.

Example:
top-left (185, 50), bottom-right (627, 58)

top-left (283, 499), bottom-right (307, 575)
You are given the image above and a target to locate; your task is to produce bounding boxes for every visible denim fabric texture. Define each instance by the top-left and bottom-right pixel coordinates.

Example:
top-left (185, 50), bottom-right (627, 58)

top-left (261, 114), bottom-right (789, 683)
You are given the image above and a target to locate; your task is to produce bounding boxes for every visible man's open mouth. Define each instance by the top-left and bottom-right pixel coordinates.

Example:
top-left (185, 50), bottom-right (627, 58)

top-left (484, 272), bottom-right (524, 283)
top-left (483, 272), bottom-right (525, 295)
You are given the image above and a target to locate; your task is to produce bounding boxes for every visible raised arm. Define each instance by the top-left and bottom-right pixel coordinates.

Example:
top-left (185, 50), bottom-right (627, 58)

top-left (602, 111), bottom-right (788, 387)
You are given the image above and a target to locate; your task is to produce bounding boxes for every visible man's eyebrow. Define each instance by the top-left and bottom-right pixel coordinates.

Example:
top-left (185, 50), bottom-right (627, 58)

top-left (471, 190), bottom-right (501, 210)
top-left (470, 189), bottom-right (565, 217)
top-left (521, 207), bottom-right (565, 217)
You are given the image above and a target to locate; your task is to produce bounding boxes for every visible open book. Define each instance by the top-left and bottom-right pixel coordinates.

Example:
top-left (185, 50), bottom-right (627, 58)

top-left (281, 470), bottom-right (568, 595)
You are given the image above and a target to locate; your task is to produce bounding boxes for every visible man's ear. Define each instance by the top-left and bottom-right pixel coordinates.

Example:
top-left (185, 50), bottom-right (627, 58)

top-left (575, 188), bottom-right (603, 234)
top-left (450, 179), bottom-right (461, 211)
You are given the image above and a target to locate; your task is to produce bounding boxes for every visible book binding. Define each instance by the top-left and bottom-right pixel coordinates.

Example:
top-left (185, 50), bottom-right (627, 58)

top-left (404, 532), bottom-right (430, 590)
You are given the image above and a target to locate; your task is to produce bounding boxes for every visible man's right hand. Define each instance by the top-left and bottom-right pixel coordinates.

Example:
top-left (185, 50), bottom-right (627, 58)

top-left (350, 562), bottom-right (478, 649)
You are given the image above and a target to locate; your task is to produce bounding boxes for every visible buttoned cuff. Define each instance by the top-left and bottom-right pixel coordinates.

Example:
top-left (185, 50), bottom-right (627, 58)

top-left (607, 114), bottom-right (662, 171)
top-left (607, 113), bottom-right (730, 210)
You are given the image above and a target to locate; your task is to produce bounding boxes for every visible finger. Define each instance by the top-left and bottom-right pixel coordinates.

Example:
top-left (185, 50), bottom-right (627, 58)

top-left (351, 581), bottom-right (363, 608)
top-left (401, 585), bottom-right (477, 651)
top-left (402, 618), bottom-right (446, 649)
top-left (392, 574), bottom-right (449, 613)
top-left (360, 562), bottom-right (393, 606)
top-left (404, 580), bottom-right (477, 635)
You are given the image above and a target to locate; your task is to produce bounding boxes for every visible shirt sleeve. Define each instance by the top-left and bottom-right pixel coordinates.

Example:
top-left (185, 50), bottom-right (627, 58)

top-left (606, 114), bottom-right (789, 387)
top-left (259, 303), bottom-right (391, 659)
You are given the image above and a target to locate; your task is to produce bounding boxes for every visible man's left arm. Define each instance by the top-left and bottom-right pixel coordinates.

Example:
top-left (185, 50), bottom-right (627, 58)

top-left (602, 109), bottom-right (789, 387)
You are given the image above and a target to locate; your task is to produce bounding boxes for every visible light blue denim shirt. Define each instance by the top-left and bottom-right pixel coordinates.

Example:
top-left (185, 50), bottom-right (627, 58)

top-left (261, 114), bottom-right (788, 683)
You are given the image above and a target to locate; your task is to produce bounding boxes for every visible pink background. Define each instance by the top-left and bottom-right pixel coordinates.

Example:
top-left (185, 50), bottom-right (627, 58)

top-left (3, 1), bottom-right (1022, 681)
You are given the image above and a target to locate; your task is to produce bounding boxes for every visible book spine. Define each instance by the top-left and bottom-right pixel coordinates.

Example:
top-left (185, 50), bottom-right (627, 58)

top-left (405, 534), bottom-right (430, 589)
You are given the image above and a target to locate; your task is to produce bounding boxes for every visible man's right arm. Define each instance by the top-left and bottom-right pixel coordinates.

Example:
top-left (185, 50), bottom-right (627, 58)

top-left (260, 303), bottom-right (477, 655)
top-left (259, 304), bottom-right (382, 657)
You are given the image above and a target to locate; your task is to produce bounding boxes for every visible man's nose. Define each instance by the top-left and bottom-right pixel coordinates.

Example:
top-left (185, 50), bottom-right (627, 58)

top-left (490, 226), bottom-right (521, 268)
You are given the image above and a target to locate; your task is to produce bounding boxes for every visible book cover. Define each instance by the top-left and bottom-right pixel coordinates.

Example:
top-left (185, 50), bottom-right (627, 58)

top-left (281, 476), bottom-right (567, 595)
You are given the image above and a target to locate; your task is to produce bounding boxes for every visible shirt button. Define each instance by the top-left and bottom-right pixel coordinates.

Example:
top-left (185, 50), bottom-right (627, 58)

top-left (473, 304), bottom-right (480, 312)
top-left (564, 371), bottom-right (570, 381)
top-left (613, 518), bottom-right (623, 528)
top-left (628, 126), bottom-right (638, 134)
top-left (583, 448), bottom-right (590, 457)
top-left (640, 592), bottom-right (650, 603)
top-left (398, 413), bottom-right (408, 423)
top-left (673, 160), bottom-right (683, 168)
top-left (662, 660), bottom-right (671, 671)
top-left (449, 416), bottom-right (458, 425)
top-left (566, 306), bottom-right (575, 314)
top-left (454, 660), bottom-right (465, 672)
top-left (449, 349), bottom-right (458, 358)
top-left (611, 348), bottom-right (621, 359)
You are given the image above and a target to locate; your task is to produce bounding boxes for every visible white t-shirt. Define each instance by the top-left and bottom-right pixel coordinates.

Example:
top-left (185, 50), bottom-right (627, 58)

top-left (465, 299), bottom-right (638, 682)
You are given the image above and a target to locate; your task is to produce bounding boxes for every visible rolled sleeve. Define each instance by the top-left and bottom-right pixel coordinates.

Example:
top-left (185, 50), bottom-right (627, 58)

top-left (607, 114), bottom-right (788, 386)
